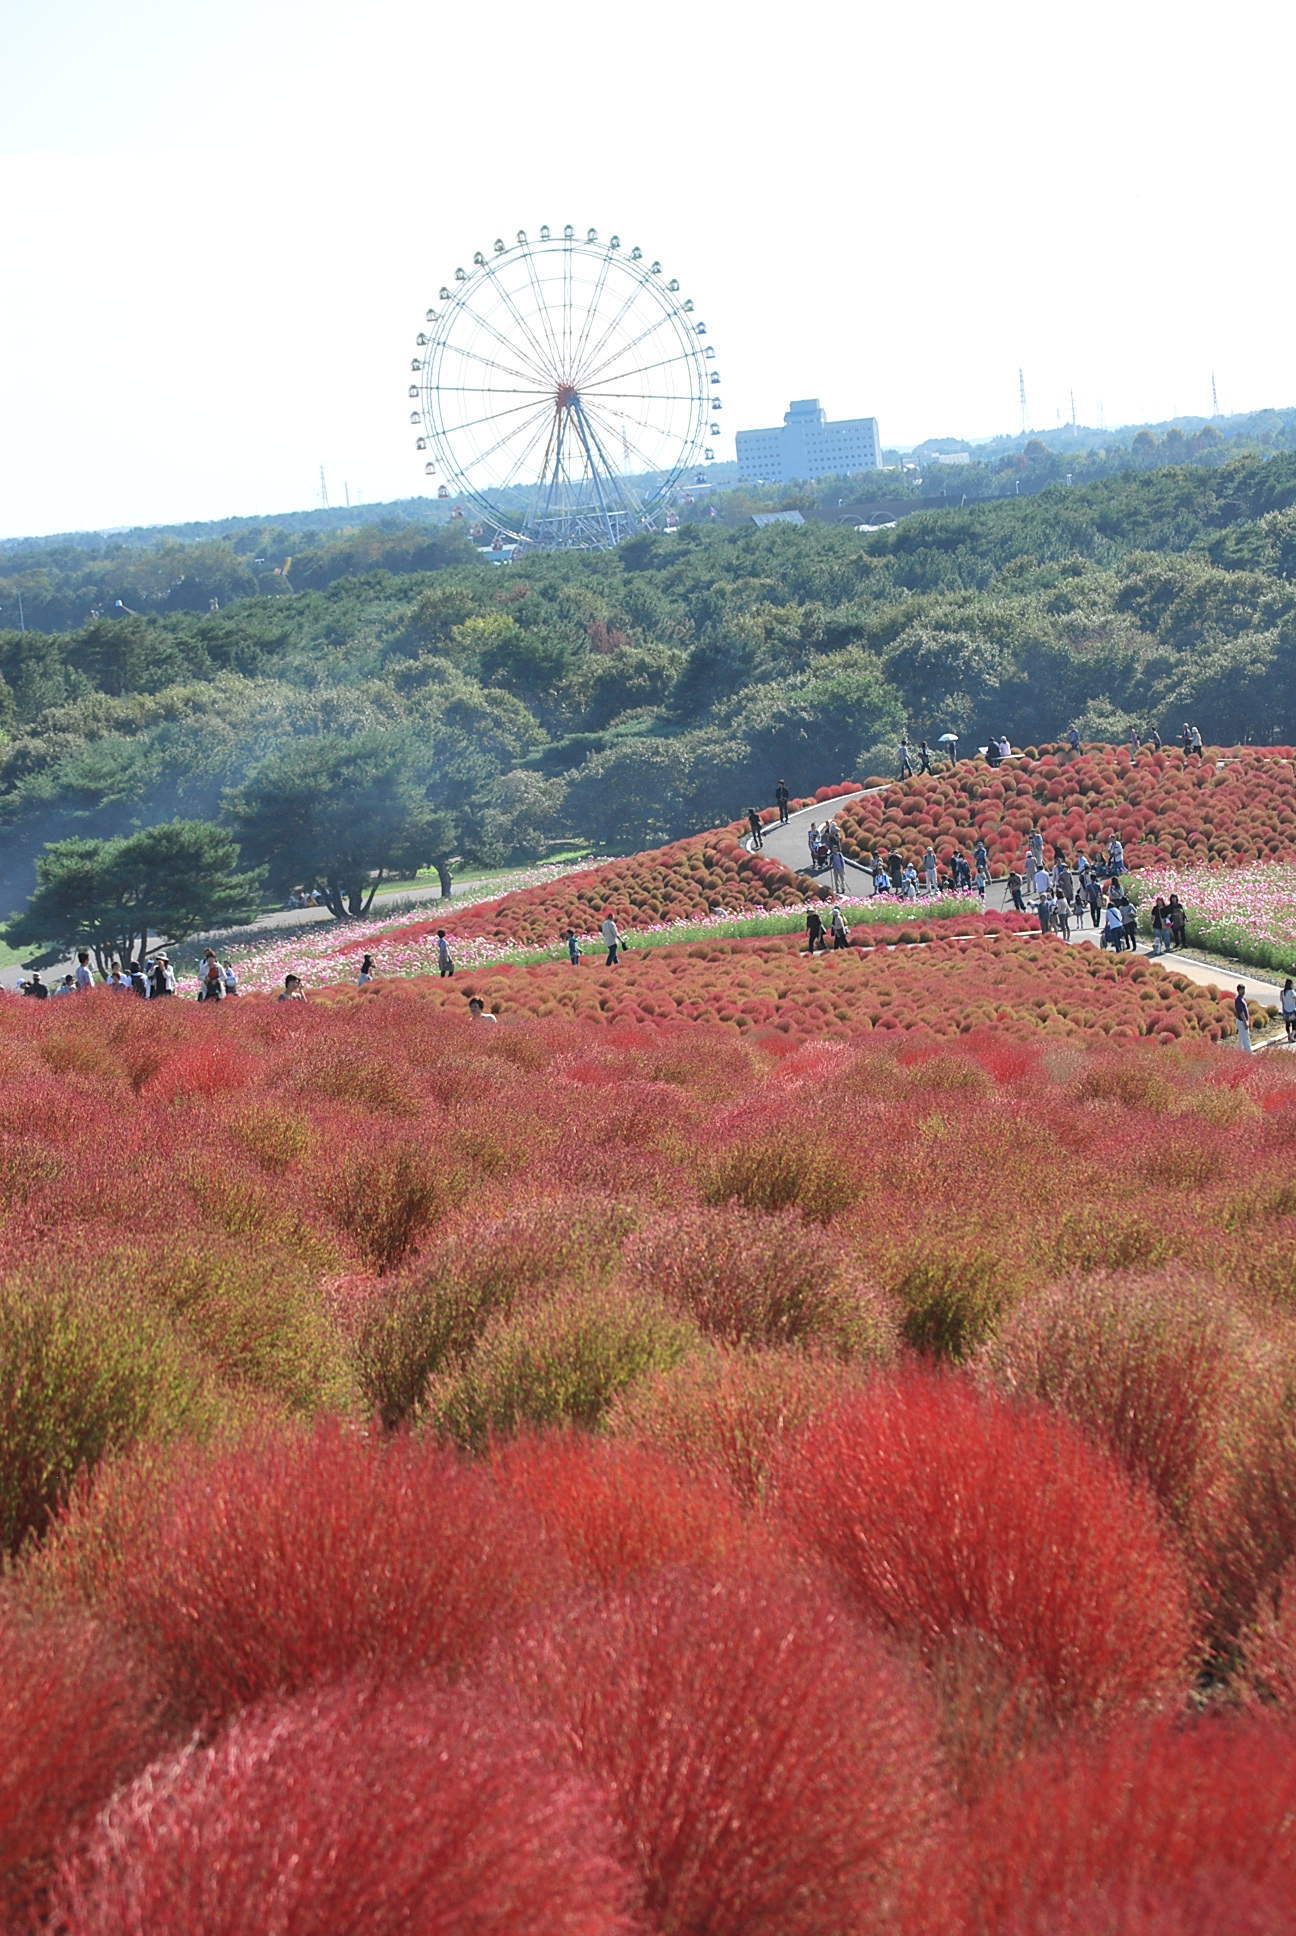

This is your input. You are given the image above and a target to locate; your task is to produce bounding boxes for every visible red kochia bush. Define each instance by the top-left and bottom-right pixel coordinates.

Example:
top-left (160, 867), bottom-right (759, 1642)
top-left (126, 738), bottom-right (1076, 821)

top-left (774, 1372), bottom-right (1194, 1728)
top-left (495, 1566), bottom-right (949, 1936)
top-left (0, 1603), bottom-right (165, 1923)
top-left (53, 1678), bottom-right (639, 1936)
top-left (491, 1433), bottom-right (760, 1590)
top-left (103, 1421), bottom-right (565, 1726)
top-left (945, 1714), bottom-right (1296, 1934)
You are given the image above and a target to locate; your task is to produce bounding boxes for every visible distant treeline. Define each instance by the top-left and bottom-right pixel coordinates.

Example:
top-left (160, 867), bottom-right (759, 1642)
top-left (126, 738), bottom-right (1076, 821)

top-left (3, 406), bottom-right (1295, 636)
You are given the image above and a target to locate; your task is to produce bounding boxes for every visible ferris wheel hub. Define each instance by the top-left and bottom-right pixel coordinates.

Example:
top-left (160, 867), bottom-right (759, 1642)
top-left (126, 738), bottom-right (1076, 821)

top-left (555, 383), bottom-right (579, 409)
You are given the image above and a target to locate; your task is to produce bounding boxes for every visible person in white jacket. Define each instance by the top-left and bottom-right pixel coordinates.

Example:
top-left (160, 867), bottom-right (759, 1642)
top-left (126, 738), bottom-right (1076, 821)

top-left (601, 914), bottom-right (622, 966)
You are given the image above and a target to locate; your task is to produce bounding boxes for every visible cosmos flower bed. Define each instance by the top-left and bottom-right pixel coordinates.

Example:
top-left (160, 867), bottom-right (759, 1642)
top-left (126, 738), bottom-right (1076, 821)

top-left (835, 743), bottom-right (1296, 875)
top-left (1137, 861), bottom-right (1296, 976)
top-left (5, 990), bottom-right (1296, 1929)
top-left (325, 921), bottom-right (1233, 1046)
top-left (352, 826), bottom-right (823, 955)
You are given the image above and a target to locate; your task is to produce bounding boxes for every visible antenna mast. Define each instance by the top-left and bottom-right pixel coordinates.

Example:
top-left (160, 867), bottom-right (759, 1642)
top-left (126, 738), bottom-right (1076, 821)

top-left (1018, 368), bottom-right (1028, 437)
top-left (319, 465), bottom-right (330, 510)
top-left (1211, 370), bottom-right (1220, 417)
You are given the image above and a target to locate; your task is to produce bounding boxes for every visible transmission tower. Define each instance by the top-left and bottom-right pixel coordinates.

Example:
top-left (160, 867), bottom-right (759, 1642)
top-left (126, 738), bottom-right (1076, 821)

top-left (1211, 370), bottom-right (1220, 417)
top-left (1018, 368), bottom-right (1028, 437)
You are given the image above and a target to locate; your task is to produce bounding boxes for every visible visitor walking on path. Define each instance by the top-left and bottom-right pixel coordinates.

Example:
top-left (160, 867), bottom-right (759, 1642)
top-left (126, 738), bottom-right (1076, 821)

top-left (898, 738), bottom-right (914, 779)
top-left (1282, 978), bottom-right (1296, 1043)
top-left (775, 780), bottom-right (790, 825)
top-left (1168, 895), bottom-right (1187, 949)
top-left (918, 740), bottom-right (933, 774)
top-left (830, 906), bottom-right (850, 949)
top-left (747, 807), bottom-right (764, 848)
top-left (601, 914), bottom-right (623, 966)
top-left (1008, 869), bottom-right (1026, 913)
top-left (566, 930), bottom-right (582, 966)
top-left (830, 847), bottom-right (846, 893)
top-left (437, 931), bottom-right (454, 977)
top-left (74, 950), bottom-right (93, 993)
top-left (1235, 985), bottom-right (1254, 1053)
top-left (923, 847), bottom-right (938, 893)
top-left (805, 908), bottom-right (827, 954)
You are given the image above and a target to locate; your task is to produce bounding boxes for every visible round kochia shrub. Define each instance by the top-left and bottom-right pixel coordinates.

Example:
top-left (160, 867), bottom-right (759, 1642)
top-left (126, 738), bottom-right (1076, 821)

top-left (0, 1604), bottom-right (167, 1925)
top-left (52, 1678), bottom-right (639, 1936)
top-left (99, 1421), bottom-right (565, 1726)
top-left (424, 1286), bottom-right (701, 1451)
top-left (773, 1370), bottom-right (1194, 1727)
top-left (493, 1565), bottom-right (949, 1936)
top-left (491, 1432), bottom-right (760, 1590)
top-left (607, 1345), bottom-right (869, 1504)
top-left (941, 1713), bottom-right (1296, 1934)
top-left (357, 1197), bottom-right (639, 1429)
top-left (621, 1203), bottom-right (897, 1358)
top-left (0, 1274), bottom-right (218, 1560)
top-left (984, 1271), bottom-right (1270, 1534)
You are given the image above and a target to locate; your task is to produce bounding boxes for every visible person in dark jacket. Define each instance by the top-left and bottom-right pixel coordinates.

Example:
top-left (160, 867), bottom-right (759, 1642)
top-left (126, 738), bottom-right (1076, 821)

top-left (805, 909), bottom-right (827, 954)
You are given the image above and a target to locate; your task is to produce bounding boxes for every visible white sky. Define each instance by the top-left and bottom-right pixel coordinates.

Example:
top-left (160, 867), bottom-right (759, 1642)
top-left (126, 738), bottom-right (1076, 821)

top-left (2, 0), bottom-right (1293, 537)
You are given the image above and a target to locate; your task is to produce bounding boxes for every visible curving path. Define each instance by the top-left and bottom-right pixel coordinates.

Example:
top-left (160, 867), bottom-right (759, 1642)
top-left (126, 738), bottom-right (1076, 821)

top-left (745, 784), bottom-right (1291, 1048)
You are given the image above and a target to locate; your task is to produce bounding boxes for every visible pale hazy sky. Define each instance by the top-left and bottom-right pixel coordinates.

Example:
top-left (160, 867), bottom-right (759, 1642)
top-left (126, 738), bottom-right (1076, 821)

top-left (2, 0), bottom-right (1292, 537)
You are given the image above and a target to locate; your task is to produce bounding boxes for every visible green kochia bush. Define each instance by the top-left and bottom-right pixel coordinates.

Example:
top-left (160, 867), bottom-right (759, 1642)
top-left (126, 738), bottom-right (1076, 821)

top-left (425, 1287), bottom-right (702, 1451)
top-left (356, 1197), bottom-right (641, 1428)
top-left (0, 1276), bottom-right (218, 1558)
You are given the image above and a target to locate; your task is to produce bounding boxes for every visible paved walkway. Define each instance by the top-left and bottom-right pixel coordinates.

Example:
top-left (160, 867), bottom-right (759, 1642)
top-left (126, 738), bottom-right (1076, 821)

top-left (748, 786), bottom-right (1291, 1048)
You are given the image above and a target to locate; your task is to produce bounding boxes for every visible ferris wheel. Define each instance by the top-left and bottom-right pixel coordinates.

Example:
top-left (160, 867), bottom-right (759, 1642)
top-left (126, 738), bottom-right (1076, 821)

top-left (408, 227), bottom-right (718, 550)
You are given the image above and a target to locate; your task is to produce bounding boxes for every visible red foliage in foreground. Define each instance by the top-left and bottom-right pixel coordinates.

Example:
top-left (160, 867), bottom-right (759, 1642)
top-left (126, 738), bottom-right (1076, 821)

top-left (774, 1373), bottom-right (1194, 1731)
top-left (836, 741), bottom-right (1296, 874)
top-left (53, 1678), bottom-right (638, 1936)
top-left (495, 1566), bottom-right (949, 1936)
top-left (946, 1714), bottom-right (1296, 1934)
top-left (0, 1604), bottom-right (165, 1924)
top-left (100, 1423), bottom-right (565, 1726)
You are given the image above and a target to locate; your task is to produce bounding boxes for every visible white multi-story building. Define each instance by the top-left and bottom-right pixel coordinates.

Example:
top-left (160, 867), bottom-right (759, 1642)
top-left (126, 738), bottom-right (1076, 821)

top-left (735, 399), bottom-right (882, 484)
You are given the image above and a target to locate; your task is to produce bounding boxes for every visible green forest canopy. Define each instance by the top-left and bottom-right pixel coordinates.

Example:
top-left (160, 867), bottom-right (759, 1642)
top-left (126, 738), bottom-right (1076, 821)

top-left (2, 450), bottom-right (1295, 925)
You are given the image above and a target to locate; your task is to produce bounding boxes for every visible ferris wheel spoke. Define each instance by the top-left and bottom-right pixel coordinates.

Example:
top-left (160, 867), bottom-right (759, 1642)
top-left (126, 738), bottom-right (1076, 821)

top-left (499, 405), bottom-right (562, 492)
top-left (583, 350), bottom-right (702, 394)
top-left (567, 245), bottom-right (616, 386)
top-left (431, 340), bottom-right (557, 393)
top-left (440, 300), bottom-right (555, 389)
top-left (479, 260), bottom-right (564, 386)
top-left (473, 398), bottom-right (558, 468)
top-left (515, 246), bottom-right (567, 383)
top-left (568, 267), bottom-right (654, 390)
top-left (433, 384), bottom-right (555, 397)
top-left (434, 395), bottom-right (560, 442)
top-left (576, 306), bottom-right (681, 392)
top-left (580, 395), bottom-right (673, 480)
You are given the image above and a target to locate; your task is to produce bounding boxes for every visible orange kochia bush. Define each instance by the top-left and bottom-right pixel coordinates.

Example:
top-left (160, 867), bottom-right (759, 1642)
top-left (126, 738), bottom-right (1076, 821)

top-left (327, 923), bottom-right (1232, 1045)
top-left (835, 742), bottom-right (1296, 874)
top-left (360, 826), bottom-right (825, 954)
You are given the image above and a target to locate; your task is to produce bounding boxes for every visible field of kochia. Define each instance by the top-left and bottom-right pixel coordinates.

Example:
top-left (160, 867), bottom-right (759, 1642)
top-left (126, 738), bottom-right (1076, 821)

top-left (6, 762), bottom-right (1296, 1935)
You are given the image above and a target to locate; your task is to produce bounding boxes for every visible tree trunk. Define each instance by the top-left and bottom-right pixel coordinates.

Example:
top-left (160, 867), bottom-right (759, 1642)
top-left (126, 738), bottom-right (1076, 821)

top-left (434, 857), bottom-right (453, 898)
top-left (361, 870), bottom-right (385, 916)
top-left (325, 879), bottom-right (348, 920)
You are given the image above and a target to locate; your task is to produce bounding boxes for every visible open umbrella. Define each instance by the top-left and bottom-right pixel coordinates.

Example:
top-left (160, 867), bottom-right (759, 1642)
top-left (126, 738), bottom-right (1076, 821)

top-left (937, 732), bottom-right (959, 745)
